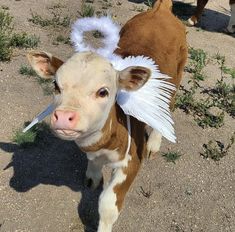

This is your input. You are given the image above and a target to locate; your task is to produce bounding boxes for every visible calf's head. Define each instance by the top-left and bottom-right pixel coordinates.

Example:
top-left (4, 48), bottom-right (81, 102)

top-left (28, 51), bottom-right (151, 144)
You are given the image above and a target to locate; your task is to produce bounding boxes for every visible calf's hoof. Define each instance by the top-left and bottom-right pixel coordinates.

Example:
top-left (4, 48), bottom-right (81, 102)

top-left (187, 16), bottom-right (197, 26)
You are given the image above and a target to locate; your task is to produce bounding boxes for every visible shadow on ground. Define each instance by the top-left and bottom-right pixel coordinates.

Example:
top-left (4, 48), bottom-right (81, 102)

top-left (0, 127), bottom-right (101, 232)
top-left (129, 0), bottom-right (234, 35)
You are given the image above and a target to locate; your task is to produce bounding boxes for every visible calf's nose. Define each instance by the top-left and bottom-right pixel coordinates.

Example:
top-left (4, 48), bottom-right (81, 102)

top-left (51, 110), bottom-right (78, 129)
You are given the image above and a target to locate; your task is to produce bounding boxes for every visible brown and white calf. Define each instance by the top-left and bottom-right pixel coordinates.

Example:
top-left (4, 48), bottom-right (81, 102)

top-left (27, 0), bottom-right (187, 231)
top-left (188, 0), bottom-right (235, 33)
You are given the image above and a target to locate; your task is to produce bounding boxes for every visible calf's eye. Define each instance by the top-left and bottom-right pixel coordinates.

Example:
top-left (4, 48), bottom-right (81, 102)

top-left (96, 87), bottom-right (109, 98)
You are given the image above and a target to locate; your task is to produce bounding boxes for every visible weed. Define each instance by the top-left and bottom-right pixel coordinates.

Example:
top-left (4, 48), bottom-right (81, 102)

top-left (203, 53), bottom-right (235, 117)
top-left (13, 129), bottom-right (37, 148)
top-left (36, 78), bottom-right (54, 96)
top-left (78, 3), bottom-right (95, 17)
top-left (84, 0), bottom-right (94, 3)
top-left (13, 122), bottom-right (52, 148)
top-left (201, 132), bottom-right (235, 161)
top-left (131, 6), bottom-right (145, 12)
top-left (55, 35), bottom-right (70, 44)
top-left (187, 47), bottom-right (207, 84)
top-left (175, 48), bottom-right (234, 128)
top-left (139, 183), bottom-right (152, 198)
top-left (1, 5), bottom-right (9, 10)
top-left (19, 65), bottom-right (37, 76)
top-left (48, 2), bottom-right (66, 10)
top-left (0, 10), bottom-right (40, 61)
top-left (0, 10), bottom-right (13, 61)
top-left (95, 10), bottom-right (107, 17)
top-left (29, 11), bottom-right (70, 28)
top-left (19, 65), bottom-right (53, 95)
top-left (144, 0), bottom-right (154, 8)
top-left (10, 32), bottom-right (40, 48)
top-left (162, 151), bottom-right (181, 164)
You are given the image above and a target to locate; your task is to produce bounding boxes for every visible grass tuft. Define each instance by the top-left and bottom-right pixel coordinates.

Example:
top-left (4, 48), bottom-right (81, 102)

top-left (0, 10), bottom-right (13, 61)
top-left (10, 32), bottom-right (40, 48)
top-left (162, 151), bottom-right (181, 164)
top-left (78, 3), bottom-right (95, 17)
top-left (29, 11), bottom-right (70, 28)
top-left (19, 65), bottom-right (37, 76)
top-left (13, 122), bottom-right (52, 148)
top-left (201, 133), bottom-right (235, 161)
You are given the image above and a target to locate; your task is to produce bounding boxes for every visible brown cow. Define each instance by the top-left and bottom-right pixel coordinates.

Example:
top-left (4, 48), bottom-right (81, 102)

top-left (27, 0), bottom-right (187, 231)
top-left (188, 0), bottom-right (235, 33)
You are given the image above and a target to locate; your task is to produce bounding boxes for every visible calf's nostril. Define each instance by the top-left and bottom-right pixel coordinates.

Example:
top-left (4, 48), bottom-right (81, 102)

top-left (54, 112), bottom-right (58, 121)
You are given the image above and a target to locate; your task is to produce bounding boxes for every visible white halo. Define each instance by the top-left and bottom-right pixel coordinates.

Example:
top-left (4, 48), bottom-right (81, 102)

top-left (71, 16), bottom-right (120, 58)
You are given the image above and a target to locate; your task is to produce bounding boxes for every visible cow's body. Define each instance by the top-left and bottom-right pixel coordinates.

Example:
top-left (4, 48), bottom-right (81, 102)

top-left (27, 0), bottom-right (187, 231)
top-left (188, 0), bottom-right (235, 33)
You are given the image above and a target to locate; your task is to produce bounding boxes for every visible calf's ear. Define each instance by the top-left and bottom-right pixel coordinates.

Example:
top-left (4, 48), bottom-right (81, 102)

top-left (27, 51), bottom-right (64, 79)
top-left (118, 66), bottom-right (151, 91)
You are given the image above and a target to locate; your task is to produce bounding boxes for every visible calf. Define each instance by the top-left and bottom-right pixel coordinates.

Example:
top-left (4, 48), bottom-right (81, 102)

top-left (188, 0), bottom-right (235, 33)
top-left (27, 0), bottom-right (187, 231)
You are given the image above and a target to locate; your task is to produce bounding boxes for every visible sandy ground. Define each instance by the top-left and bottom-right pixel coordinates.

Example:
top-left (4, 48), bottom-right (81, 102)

top-left (0, 0), bottom-right (234, 231)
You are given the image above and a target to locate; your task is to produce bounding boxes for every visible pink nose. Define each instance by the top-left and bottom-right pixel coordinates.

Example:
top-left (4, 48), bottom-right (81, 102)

top-left (51, 110), bottom-right (78, 130)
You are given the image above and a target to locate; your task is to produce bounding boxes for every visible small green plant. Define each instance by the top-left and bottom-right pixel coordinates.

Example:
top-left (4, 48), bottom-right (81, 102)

top-left (1, 5), bottom-right (9, 10)
top-left (187, 47), bottom-right (207, 85)
top-left (0, 10), bottom-right (13, 61)
top-left (19, 65), bottom-right (37, 76)
top-left (78, 3), bottom-right (95, 17)
top-left (201, 133), bottom-right (235, 161)
top-left (162, 151), bottom-right (181, 164)
top-left (131, 6), bottom-right (145, 12)
top-left (10, 32), bottom-right (40, 48)
top-left (13, 129), bottom-right (37, 148)
top-left (19, 65), bottom-right (53, 95)
top-left (55, 35), bottom-right (70, 44)
top-left (13, 122), bottom-right (52, 148)
top-left (29, 11), bottom-right (70, 28)
top-left (144, 0), bottom-right (154, 8)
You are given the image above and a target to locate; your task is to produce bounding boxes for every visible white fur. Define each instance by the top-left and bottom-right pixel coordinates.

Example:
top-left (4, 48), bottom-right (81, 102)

top-left (98, 166), bottom-right (126, 232)
top-left (147, 129), bottom-right (162, 154)
top-left (187, 18), bottom-right (195, 26)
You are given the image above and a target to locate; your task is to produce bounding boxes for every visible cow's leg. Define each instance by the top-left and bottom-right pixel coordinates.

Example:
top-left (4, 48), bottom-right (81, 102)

top-left (146, 128), bottom-right (162, 159)
top-left (226, 3), bottom-right (235, 33)
top-left (97, 157), bottom-right (140, 232)
top-left (188, 0), bottom-right (209, 26)
top-left (85, 155), bottom-right (106, 189)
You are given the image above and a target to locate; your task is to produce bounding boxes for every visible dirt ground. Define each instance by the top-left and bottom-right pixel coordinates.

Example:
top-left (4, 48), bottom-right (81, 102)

top-left (0, 0), bottom-right (235, 231)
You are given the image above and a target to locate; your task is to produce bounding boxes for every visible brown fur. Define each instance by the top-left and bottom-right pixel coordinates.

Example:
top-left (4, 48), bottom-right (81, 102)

top-left (115, 0), bottom-right (187, 108)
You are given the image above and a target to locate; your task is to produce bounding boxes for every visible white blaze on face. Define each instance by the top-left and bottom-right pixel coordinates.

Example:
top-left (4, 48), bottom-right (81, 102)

top-left (54, 52), bottom-right (118, 142)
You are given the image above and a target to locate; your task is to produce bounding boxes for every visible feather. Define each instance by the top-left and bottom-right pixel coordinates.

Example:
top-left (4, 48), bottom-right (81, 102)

top-left (114, 56), bottom-right (176, 143)
top-left (23, 104), bottom-right (55, 133)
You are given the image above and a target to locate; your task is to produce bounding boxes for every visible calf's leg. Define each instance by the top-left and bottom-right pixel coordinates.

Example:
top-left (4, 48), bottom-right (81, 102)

top-left (85, 156), bottom-right (106, 189)
top-left (226, 3), bottom-right (235, 33)
top-left (147, 129), bottom-right (162, 159)
top-left (188, 0), bottom-right (209, 26)
top-left (97, 157), bottom-right (140, 232)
